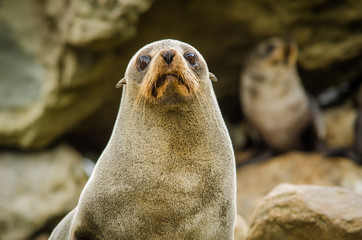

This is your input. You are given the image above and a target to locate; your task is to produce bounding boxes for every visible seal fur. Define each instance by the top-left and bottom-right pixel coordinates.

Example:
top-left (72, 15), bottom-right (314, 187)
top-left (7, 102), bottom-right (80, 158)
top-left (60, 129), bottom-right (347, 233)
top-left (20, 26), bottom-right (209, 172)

top-left (49, 39), bottom-right (236, 240)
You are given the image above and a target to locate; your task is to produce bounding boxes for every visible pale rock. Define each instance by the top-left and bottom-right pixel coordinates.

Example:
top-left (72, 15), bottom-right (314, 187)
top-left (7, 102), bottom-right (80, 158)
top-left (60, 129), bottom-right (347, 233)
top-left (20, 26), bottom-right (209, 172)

top-left (54, 0), bottom-right (154, 49)
top-left (246, 183), bottom-right (362, 240)
top-left (0, 0), bottom-right (153, 149)
top-left (236, 152), bottom-right (362, 223)
top-left (0, 144), bottom-right (88, 240)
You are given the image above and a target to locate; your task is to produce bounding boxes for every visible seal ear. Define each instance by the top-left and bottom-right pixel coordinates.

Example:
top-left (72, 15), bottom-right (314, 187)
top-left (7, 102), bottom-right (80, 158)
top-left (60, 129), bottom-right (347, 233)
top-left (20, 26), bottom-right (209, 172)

top-left (116, 78), bottom-right (126, 88)
top-left (209, 72), bottom-right (217, 82)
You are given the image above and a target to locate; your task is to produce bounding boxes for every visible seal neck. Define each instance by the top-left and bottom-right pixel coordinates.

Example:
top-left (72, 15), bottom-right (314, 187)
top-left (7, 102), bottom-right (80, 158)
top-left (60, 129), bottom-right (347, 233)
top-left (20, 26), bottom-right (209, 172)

top-left (107, 84), bottom-right (230, 163)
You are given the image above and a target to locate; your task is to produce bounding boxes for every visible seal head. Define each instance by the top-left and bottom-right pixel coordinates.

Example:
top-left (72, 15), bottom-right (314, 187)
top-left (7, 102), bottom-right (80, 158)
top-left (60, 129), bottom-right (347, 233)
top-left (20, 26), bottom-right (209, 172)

top-left (117, 39), bottom-right (216, 107)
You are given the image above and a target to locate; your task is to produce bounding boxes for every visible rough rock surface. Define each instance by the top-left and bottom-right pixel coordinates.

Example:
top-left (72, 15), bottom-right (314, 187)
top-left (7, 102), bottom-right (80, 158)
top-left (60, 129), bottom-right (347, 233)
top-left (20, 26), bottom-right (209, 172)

top-left (246, 183), bottom-right (362, 240)
top-left (0, 0), bottom-right (153, 149)
top-left (0, 144), bottom-right (88, 240)
top-left (236, 152), bottom-right (362, 223)
top-left (129, 0), bottom-right (362, 106)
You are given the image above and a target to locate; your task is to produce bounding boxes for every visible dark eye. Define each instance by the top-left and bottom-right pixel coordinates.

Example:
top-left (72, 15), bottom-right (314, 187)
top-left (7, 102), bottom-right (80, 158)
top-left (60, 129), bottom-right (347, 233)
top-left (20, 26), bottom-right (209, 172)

top-left (138, 55), bottom-right (151, 70)
top-left (184, 52), bottom-right (197, 66)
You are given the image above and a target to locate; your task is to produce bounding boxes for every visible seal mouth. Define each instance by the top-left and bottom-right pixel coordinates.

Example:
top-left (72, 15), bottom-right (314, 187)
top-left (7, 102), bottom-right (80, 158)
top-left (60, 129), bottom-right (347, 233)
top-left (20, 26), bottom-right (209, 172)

top-left (151, 74), bottom-right (190, 98)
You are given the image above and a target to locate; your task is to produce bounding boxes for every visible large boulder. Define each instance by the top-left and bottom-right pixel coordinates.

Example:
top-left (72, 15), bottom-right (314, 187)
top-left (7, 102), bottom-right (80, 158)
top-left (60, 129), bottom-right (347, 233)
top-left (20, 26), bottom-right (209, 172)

top-left (236, 152), bottom-right (362, 223)
top-left (0, 144), bottom-right (88, 240)
top-left (0, 0), bottom-right (153, 149)
top-left (246, 184), bottom-right (362, 240)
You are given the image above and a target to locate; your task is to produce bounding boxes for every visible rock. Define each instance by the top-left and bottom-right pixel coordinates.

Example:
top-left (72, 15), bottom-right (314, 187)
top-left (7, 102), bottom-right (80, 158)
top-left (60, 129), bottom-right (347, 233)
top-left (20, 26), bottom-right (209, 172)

top-left (0, 0), bottom-right (153, 149)
top-left (130, 0), bottom-right (362, 97)
top-left (323, 103), bottom-right (357, 148)
top-left (0, 144), bottom-right (88, 240)
top-left (234, 214), bottom-right (248, 240)
top-left (246, 183), bottom-right (362, 240)
top-left (1, 0), bottom-right (362, 152)
top-left (48, 0), bottom-right (154, 49)
top-left (236, 152), bottom-right (362, 223)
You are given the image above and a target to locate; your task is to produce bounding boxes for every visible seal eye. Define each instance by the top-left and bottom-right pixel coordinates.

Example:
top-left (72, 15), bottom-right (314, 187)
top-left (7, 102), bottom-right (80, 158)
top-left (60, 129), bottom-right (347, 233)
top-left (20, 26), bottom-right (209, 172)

top-left (184, 52), bottom-right (197, 66)
top-left (138, 55), bottom-right (151, 70)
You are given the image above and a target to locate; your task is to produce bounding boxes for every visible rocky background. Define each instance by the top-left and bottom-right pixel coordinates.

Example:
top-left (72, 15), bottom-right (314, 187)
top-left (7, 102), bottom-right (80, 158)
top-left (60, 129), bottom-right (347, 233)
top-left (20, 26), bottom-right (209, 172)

top-left (0, 0), bottom-right (361, 239)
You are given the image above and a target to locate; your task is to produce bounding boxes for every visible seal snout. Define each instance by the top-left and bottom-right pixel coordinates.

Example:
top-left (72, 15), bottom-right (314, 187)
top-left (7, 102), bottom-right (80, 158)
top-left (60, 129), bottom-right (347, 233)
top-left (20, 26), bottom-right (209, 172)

top-left (161, 50), bottom-right (175, 65)
top-left (138, 47), bottom-right (200, 101)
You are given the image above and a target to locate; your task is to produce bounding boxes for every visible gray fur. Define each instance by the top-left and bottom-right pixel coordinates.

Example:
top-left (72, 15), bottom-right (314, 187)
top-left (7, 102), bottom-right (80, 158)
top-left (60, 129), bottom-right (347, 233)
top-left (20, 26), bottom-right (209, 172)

top-left (49, 39), bottom-right (236, 240)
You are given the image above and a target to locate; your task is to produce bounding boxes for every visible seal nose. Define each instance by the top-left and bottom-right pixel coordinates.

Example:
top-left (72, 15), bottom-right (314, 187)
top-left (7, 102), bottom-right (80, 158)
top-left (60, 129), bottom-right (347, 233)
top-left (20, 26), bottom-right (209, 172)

top-left (162, 51), bottom-right (175, 64)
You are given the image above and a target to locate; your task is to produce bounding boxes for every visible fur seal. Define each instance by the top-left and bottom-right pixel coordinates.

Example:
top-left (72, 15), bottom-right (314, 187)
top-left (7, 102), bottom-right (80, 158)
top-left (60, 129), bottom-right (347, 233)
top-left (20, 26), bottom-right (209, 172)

top-left (50, 39), bottom-right (236, 239)
top-left (240, 37), bottom-right (325, 156)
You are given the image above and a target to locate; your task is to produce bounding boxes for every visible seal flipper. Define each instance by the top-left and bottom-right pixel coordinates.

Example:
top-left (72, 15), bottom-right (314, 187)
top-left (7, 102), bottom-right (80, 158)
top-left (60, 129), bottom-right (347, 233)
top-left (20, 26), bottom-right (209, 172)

top-left (116, 78), bottom-right (126, 88)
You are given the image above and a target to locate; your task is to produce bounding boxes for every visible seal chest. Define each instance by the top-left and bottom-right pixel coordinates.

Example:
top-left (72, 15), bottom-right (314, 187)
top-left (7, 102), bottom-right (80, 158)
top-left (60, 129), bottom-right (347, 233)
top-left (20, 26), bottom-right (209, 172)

top-left (49, 39), bottom-right (236, 240)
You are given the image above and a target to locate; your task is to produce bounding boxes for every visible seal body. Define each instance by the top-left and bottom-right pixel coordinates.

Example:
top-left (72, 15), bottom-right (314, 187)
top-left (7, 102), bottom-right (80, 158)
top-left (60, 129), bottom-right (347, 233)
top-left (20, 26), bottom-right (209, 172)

top-left (50, 39), bottom-right (236, 239)
top-left (240, 37), bottom-right (325, 152)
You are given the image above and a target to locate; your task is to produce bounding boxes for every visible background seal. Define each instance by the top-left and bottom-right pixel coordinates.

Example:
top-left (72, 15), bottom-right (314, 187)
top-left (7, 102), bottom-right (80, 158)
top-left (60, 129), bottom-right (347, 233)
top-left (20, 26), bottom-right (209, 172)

top-left (239, 37), bottom-right (325, 163)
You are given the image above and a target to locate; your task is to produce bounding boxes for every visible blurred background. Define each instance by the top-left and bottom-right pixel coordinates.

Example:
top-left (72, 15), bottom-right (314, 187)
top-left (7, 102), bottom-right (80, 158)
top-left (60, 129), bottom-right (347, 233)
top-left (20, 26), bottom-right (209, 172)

top-left (0, 0), bottom-right (361, 239)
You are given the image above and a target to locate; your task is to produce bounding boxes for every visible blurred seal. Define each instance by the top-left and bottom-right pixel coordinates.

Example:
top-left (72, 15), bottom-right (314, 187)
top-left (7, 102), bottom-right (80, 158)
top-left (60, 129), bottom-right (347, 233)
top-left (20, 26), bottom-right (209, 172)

top-left (49, 39), bottom-right (236, 239)
top-left (240, 37), bottom-right (325, 156)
